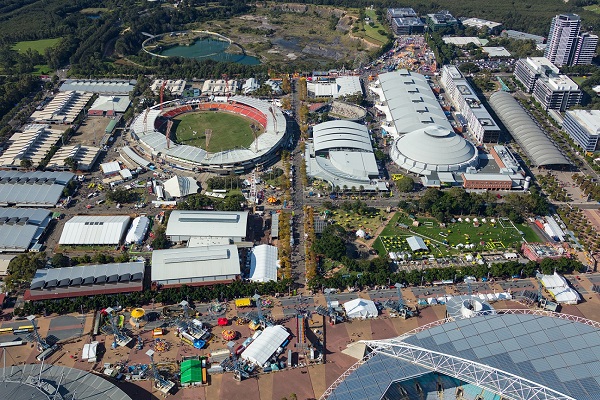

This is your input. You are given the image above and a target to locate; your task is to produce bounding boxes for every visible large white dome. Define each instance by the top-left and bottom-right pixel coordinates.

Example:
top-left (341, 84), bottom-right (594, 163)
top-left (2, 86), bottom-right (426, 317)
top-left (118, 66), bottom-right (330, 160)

top-left (390, 125), bottom-right (479, 174)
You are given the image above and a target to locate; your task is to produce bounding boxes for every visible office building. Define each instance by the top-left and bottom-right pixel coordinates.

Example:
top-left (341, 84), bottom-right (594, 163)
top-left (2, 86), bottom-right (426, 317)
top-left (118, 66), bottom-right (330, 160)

top-left (440, 65), bottom-right (500, 143)
top-left (545, 13), bottom-right (597, 66)
top-left (426, 11), bottom-right (459, 32)
top-left (533, 74), bottom-right (582, 111)
top-left (391, 17), bottom-right (426, 35)
top-left (513, 57), bottom-right (559, 93)
top-left (572, 32), bottom-right (598, 65)
top-left (461, 18), bottom-right (502, 34)
top-left (564, 109), bottom-right (600, 151)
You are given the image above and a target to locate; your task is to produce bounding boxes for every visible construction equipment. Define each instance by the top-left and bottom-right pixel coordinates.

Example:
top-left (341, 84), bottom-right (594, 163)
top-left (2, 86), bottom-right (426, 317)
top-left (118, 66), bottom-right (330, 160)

top-left (165, 119), bottom-right (173, 149)
top-left (159, 81), bottom-right (168, 111)
top-left (105, 307), bottom-right (132, 349)
top-left (323, 289), bottom-right (344, 324)
top-left (27, 315), bottom-right (58, 361)
top-left (384, 284), bottom-right (415, 319)
top-left (146, 349), bottom-right (175, 394)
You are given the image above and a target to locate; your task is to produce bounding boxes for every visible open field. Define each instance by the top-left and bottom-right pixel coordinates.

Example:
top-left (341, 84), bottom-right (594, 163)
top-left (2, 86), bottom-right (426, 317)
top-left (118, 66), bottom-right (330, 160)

top-left (198, 5), bottom-right (373, 64)
top-left (374, 212), bottom-right (542, 257)
top-left (584, 4), bottom-right (600, 14)
top-left (13, 38), bottom-right (61, 54)
top-left (355, 8), bottom-right (390, 46)
top-left (172, 111), bottom-right (261, 153)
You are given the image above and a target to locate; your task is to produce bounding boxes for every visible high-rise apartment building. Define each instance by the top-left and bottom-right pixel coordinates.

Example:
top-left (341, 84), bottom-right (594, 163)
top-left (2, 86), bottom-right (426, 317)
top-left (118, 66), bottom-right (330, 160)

top-left (545, 13), bottom-right (597, 66)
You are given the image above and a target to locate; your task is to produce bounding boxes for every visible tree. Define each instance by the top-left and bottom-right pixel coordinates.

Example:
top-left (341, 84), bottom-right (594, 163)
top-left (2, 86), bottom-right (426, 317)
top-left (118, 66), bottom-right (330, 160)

top-left (20, 158), bottom-right (33, 170)
top-left (64, 157), bottom-right (78, 171)
top-left (312, 224), bottom-right (347, 261)
top-left (106, 188), bottom-right (138, 204)
top-left (396, 176), bottom-right (414, 193)
top-left (152, 225), bottom-right (169, 249)
top-left (51, 253), bottom-right (70, 269)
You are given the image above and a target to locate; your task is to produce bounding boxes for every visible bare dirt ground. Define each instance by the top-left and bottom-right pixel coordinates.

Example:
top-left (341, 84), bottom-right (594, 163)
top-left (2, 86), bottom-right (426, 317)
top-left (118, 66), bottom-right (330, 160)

top-left (72, 117), bottom-right (111, 146)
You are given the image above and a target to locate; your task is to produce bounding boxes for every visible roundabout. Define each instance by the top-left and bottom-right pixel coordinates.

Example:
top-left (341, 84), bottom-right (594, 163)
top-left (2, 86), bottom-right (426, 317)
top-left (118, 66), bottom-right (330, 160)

top-left (130, 96), bottom-right (289, 173)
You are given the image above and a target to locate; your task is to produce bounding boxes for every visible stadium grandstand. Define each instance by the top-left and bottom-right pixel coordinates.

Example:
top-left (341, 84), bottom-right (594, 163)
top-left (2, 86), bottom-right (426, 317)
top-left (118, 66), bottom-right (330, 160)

top-left (328, 100), bottom-right (368, 121)
top-left (130, 96), bottom-right (288, 173)
top-left (322, 299), bottom-right (600, 400)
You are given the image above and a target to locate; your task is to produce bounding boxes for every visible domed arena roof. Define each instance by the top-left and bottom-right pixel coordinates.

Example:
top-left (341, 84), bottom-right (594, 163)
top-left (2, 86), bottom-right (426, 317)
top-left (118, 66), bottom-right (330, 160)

top-left (390, 125), bottom-right (479, 174)
top-left (323, 310), bottom-right (600, 400)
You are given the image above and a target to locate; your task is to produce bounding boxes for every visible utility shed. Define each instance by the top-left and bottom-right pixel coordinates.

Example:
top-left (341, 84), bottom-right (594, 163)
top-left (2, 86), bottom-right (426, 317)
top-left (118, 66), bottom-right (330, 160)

top-left (59, 215), bottom-right (130, 245)
top-left (241, 325), bottom-right (289, 367)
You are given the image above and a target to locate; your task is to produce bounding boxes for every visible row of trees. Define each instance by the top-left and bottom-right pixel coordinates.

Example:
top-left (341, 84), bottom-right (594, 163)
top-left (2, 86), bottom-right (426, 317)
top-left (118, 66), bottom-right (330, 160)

top-left (16, 278), bottom-right (295, 316)
top-left (308, 257), bottom-right (585, 291)
top-left (177, 193), bottom-right (247, 212)
top-left (398, 187), bottom-right (549, 223)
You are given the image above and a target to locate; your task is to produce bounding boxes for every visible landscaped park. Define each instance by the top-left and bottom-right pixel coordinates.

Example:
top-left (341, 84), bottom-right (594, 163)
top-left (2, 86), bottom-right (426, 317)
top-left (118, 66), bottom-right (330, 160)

top-left (374, 211), bottom-right (542, 257)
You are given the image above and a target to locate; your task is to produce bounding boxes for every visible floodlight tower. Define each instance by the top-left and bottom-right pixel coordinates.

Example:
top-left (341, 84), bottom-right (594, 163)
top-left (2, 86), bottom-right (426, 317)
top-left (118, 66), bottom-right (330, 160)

top-left (27, 315), bottom-right (50, 352)
top-left (159, 80), bottom-right (167, 111)
top-left (146, 349), bottom-right (175, 394)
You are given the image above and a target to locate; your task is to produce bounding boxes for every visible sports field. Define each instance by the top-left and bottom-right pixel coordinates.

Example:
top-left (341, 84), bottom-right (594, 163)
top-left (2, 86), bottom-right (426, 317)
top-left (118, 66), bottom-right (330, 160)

top-left (13, 38), bottom-right (61, 54)
top-left (172, 111), bottom-right (262, 153)
top-left (374, 212), bottom-right (541, 256)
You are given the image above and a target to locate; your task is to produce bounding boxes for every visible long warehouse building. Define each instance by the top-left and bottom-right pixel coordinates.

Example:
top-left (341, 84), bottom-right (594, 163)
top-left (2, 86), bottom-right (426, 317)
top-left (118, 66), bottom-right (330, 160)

top-left (59, 215), bottom-right (131, 245)
top-left (489, 91), bottom-right (571, 167)
top-left (0, 171), bottom-right (74, 207)
top-left (0, 208), bottom-right (52, 253)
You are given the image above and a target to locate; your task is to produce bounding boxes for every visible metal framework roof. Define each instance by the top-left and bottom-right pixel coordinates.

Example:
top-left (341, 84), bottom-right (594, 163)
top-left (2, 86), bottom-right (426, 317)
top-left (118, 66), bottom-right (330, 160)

top-left (489, 91), bottom-right (570, 166)
top-left (323, 309), bottom-right (600, 400)
top-left (0, 364), bottom-right (132, 400)
top-left (59, 215), bottom-right (130, 245)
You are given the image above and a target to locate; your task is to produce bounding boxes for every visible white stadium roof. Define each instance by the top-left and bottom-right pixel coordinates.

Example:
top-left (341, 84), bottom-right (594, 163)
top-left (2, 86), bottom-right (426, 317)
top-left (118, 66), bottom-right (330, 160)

top-left (166, 210), bottom-right (248, 240)
top-left (312, 120), bottom-right (373, 153)
top-left (249, 244), bottom-right (278, 282)
top-left (151, 245), bottom-right (240, 285)
top-left (59, 215), bottom-right (130, 245)
top-left (241, 325), bottom-right (289, 366)
top-left (130, 96), bottom-right (287, 167)
top-left (390, 125), bottom-right (479, 175)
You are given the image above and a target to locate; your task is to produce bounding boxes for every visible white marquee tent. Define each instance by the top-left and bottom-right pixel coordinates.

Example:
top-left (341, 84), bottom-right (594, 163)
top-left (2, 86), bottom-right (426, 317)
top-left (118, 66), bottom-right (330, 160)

top-left (125, 216), bottom-right (150, 245)
top-left (343, 298), bottom-right (378, 319)
top-left (241, 325), bottom-right (289, 367)
top-left (248, 244), bottom-right (278, 283)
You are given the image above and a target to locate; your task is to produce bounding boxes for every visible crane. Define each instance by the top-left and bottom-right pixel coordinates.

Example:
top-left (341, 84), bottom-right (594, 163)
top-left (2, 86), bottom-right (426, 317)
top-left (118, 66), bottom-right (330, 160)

top-left (27, 315), bottom-right (58, 361)
top-left (165, 119), bottom-right (173, 149)
top-left (159, 80), bottom-right (168, 111)
top-left (146, 349), bottom-right (175, 394)
top-left (105, 307), bottom-right (132, 349)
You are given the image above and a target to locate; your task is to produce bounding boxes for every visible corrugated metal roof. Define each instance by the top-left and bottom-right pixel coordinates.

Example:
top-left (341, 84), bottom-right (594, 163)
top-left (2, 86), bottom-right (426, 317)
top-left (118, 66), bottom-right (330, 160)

top-left (30, 261), bottom-right (144, 289)
top-left (271, 213), bottom-right (279, 238)
top-left (489, 91), bottom-right (570, 166)
top-left (0, 171), bottom-right (74, 207)
top-left (151, 245), bottom-right (240, 282)
top-left (60, 79), bottom-right (136, 94)
top-left (59, 215), bottom-right (130, 245)
top-left (120, 146), bottom-right (151, 167)
top-left (0, 208), bottom-right (51, 251)
top-left (312, 120), bottom-right (372, 153)
top-left (166, 210), bottom-right (248, 239)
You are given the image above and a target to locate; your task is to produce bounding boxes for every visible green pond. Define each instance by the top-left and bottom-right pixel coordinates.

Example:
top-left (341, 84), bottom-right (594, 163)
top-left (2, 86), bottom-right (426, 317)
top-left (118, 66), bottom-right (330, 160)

top-left (159, 38), bottom-right (260, 65)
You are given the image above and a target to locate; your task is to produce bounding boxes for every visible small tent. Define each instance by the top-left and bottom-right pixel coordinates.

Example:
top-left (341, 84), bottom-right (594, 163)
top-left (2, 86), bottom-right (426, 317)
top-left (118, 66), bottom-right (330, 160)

top-left (343, 298), bottom-right (378, 319)
top-left (82, 341), bottom-right (99, 362)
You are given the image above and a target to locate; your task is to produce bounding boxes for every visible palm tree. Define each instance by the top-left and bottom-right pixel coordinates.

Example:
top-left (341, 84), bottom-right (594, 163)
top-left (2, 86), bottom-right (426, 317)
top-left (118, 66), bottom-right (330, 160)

top-left (343, 185), bottom-right (348, 192)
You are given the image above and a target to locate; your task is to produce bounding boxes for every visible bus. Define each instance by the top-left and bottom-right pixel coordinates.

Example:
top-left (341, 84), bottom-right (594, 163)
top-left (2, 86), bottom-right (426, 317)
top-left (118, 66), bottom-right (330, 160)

top-left (0, 328), bottom-right (13, 334)
top-left (17, 325), bottom-right (34, 332)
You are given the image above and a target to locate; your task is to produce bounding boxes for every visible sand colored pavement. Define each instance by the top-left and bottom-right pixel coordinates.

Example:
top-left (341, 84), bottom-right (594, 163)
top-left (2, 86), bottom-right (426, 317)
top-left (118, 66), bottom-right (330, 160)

top-left (257, 370), bottom-right (274, 400)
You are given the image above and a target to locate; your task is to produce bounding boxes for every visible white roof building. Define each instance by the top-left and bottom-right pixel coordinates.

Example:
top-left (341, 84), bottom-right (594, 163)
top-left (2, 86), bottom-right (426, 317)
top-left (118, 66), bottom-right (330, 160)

top-left (151, 245), bottom-right (240, 287)
top-left (482, 47), bottom-right (512, 57)
top-left (59, 215), bottom-right (130, 245)
top-left (242, 78), bottom-right (260, 94)
top-left (0, 124), bottom-right (64, 168)
top-left (166, 210), bottom-right (248, 243)
top-left (461, 18), bottom-right (502, 31)
top-left (125, 216), bottom-right (150, 245)
top-left (249, 244), bottom-right (278, 282)
top-left (151, 79), bottom-right (187, 97)
top-left (241, 325), bottom-right (290, 366)
top-left (442, 37), bottom-right (488, 47)
top-left (306, 120), bottom-right (385, 191)
top-left (0, 208), bottom-right (52, 253)
top-left (163, 176), bottom-right (199, 198)
top-left (343, 298), bottom-right (378, 319)
top-left (539, 272), bottom-right (581, 304)
top-left (100, 161), bottom-right (121, 175)
top-left (89, 95), bottom-right (131, 113)
top-left (307, 76), bottom-right (363, 98)
top-left (406, 236), bottom-right (428, 252)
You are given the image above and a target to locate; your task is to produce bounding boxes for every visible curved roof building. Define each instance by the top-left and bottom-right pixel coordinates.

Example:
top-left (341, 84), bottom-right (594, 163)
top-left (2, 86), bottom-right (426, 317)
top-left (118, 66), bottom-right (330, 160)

top-left (390, 125), bottom-right (479, 174)
top-left (130, 96), bottom-right (289, 173)
top-left (306, 120), bottom-right (385, 191)
top-left (489, 91), bottom-right (570, 167)
top-left (0, 364), bottom-right (132, 400)
top-left (323, 308), bottom-right (600, 400)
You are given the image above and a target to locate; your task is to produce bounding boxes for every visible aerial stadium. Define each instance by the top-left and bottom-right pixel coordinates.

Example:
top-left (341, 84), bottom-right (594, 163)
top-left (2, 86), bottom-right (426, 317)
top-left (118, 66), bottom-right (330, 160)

top-left (130, 96), bottom-right (289, 173)
top-left (322, 299), bottom-right (600, 400)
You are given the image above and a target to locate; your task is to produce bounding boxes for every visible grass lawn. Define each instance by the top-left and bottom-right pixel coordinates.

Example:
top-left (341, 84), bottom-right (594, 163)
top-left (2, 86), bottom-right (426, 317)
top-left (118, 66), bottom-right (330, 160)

top-left (375, 212), bottom-right (542, 257)
top-left (584, 4), bottom-right (600, 14)
top-left (33, 65), bottom-right (52, 75)
top-left (172, 111), bottom-right (262, 153)
top-left (357, 9), bottom-right (390, 46)
top-left (572, 76), bottom-right (587, 86)
top-left (327, 208), bottom-right (387, 234)
top-left (13, 38), bottom-right (61, 54)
